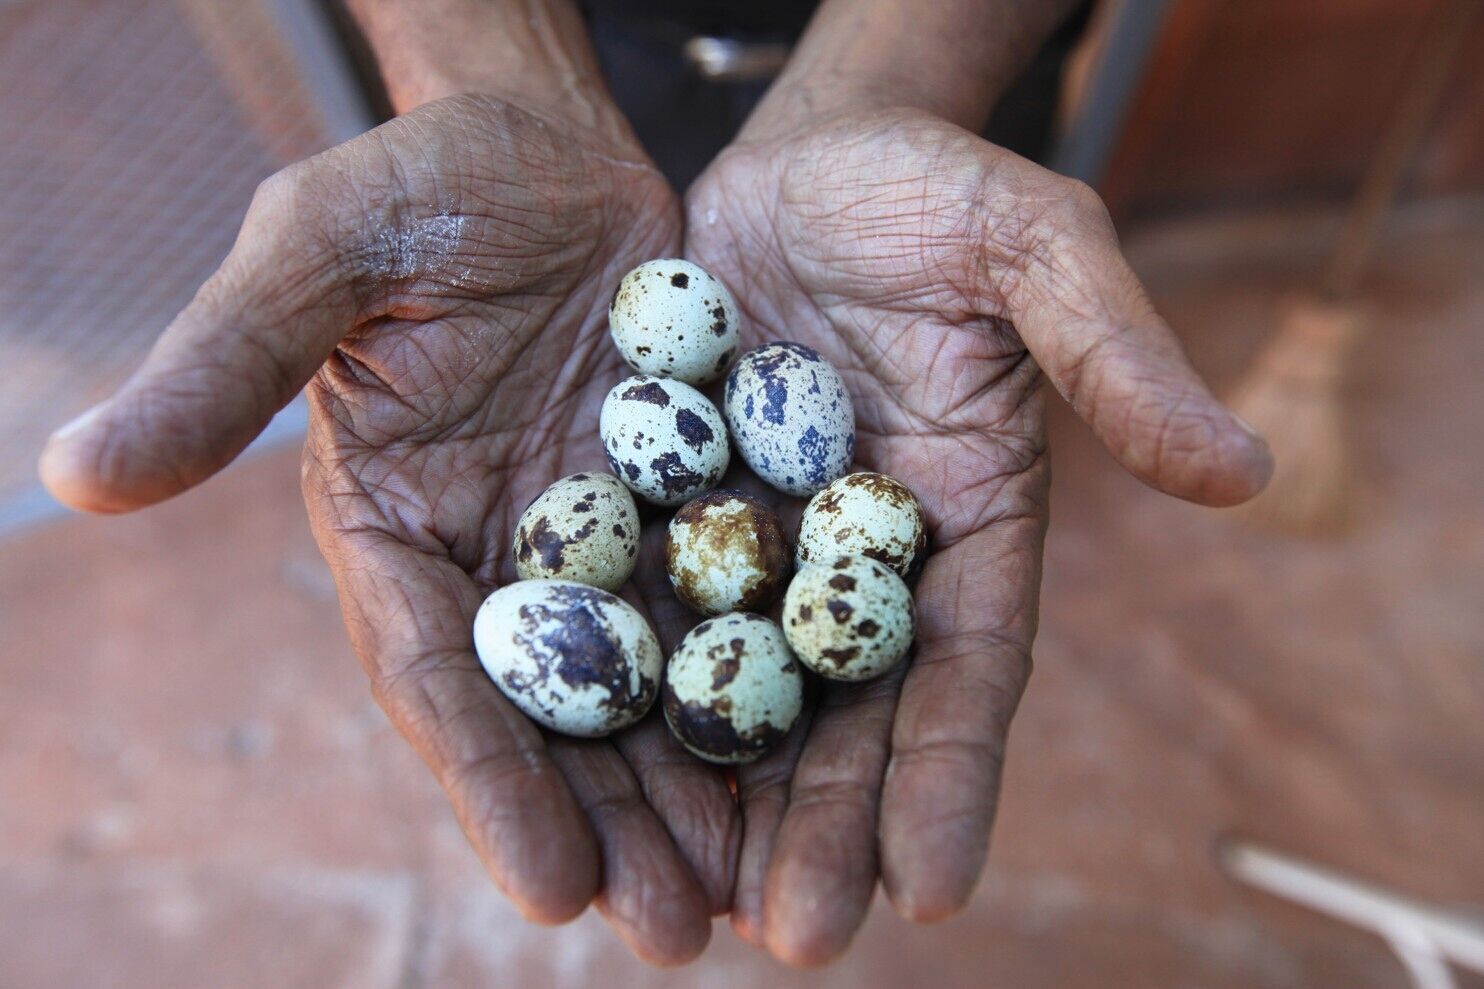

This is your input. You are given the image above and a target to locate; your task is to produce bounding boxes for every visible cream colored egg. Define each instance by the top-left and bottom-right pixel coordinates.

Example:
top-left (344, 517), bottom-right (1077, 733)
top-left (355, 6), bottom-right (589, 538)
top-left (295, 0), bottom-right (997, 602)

top-left (796, 472), bottom-right (928, 580)
top-left (513, 472), bottom-right (639, 590)
top-left (474, 580), bottom-right (662, 737)
top-left (661, 613), bottom-right (803, 764)
top-left (782, 555), bottom-right (914, 682)
top-left (600, 375), bottom-right (729, 507)
top-left (609, 259), bottom-right (740, 384)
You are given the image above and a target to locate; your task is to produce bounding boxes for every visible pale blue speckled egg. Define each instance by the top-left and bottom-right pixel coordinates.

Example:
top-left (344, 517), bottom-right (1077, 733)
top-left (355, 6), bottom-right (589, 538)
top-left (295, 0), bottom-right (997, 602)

top-left (723, 343), bottom-right (855, 497)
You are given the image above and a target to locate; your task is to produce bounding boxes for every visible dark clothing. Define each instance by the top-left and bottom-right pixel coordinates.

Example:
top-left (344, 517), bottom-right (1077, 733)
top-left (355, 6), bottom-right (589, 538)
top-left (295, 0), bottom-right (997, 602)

top-left (582, 0), bottom-right (1093, 189)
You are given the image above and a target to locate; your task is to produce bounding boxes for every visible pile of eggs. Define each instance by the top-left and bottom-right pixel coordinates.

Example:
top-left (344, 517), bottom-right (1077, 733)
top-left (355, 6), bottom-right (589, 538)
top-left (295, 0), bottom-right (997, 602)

top-left (473, 260), bottom-right (928, 764)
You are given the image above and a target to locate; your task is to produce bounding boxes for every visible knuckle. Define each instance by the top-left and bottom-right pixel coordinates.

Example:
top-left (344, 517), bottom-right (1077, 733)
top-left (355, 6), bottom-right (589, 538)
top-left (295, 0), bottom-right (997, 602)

top-left (580, 787), bottom-right (647, 824)
top-left (249, 160), bottom-right (315, 217)
top-left (788, 776), bottom-right (877, 816)
top-left (1055, 176), bottom-right (1110, 226)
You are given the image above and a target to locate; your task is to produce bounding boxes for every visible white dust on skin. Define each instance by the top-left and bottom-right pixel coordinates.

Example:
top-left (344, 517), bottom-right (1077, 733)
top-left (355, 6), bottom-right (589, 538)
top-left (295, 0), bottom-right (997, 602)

top-left (361, 203), bottom-right (498, 371)
top-left (364, 202), bottom-right (476, 288)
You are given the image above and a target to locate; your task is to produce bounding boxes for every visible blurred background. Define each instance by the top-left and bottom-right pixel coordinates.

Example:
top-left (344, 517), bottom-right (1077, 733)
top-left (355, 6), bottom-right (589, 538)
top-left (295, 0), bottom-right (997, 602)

top-left (2, 1), bottom-right (1482, 986)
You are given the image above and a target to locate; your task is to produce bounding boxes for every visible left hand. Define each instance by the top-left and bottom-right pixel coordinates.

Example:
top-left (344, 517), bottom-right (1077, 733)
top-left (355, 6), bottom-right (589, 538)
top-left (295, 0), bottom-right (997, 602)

top-left (685, 106), bottom-right (1271, 966)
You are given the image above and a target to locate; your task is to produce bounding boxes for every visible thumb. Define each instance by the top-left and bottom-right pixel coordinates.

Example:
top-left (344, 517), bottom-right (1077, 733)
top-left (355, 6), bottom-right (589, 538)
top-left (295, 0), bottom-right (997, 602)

top-left (39, 163), bottom-right (360, 513)
top-left (988, 176), bottom-right (1272, 507)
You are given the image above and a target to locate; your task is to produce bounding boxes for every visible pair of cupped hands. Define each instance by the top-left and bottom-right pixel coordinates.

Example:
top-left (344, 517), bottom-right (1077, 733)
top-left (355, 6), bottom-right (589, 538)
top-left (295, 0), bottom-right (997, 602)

top-left (39, 47), bottom-right (1271, 967)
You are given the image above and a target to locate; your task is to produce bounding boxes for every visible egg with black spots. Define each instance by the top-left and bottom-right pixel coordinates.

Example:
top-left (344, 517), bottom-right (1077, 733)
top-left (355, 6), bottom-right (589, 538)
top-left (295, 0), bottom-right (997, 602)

top-left (609, 259), bottom-right (740, 385)
top-left (512, 472), bottom-right (639, 591)
top-left (662, 613), bottom-right (803, 764)
top-left (796, 472), bottom-right (928, 581)
top-left (600, 374), bottom-right (729, 507)
top-left (724, 342), bottom-right (854, 497)
top-left (782, 555), bottom-right (913, 681)
top-left (474, 579), bottom-right (662, 737)
top-left (666, 489), bottom-right (791, 615)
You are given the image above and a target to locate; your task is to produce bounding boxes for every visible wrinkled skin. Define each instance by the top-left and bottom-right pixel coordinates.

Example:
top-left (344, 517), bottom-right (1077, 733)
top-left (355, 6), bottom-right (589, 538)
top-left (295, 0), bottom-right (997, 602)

top-left (40, 98), bottom-right (1268, 968)
top-left (43, 95), bottom-right (738, 964)
top-left (684, 108), bottom-right (1270, 964)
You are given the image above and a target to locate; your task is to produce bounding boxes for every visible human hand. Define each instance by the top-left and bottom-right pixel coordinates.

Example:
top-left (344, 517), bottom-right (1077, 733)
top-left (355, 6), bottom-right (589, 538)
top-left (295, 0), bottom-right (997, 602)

top-left (38, 89), bottom-right (743, 964)
top-left (684, 106), bottom-right (1272, 964)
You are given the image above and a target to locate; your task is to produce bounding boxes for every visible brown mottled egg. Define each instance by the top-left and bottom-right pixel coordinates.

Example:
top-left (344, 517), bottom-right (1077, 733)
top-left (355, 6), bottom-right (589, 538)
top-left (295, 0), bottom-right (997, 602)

top-left (796, 472), bottom-right (928, 581)
top-left (665, 490), bottom-right (790, 615)
top-left (662, 613), bottom-right (803, 764)
top-left (474, 579), bottom-right (662, 737)
top-left (600, 374), bottom-right (729, 507)
top-left (782, 555), bottom-right (914, 682)
top-left (513, 472), bottom-right (639, 591)
top-left (609, 259), bottom-right (740, 385)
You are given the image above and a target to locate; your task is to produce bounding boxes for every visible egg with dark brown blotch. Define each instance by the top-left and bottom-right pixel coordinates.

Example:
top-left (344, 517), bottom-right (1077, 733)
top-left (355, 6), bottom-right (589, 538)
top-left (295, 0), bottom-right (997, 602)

top-left (796, 472), bottom-right (928, 581)
top-left (666, 489), bottom-right (790, 615)
top-left (513, 472), bottom-right (639, 591)
top-left (474, 580), bottom-right (662, 737)
top-left (600, 374), bottom-right (729, 507)
top-left (723, 342), bottom-right (855, 497)
top-left (609, 259), bottom-right (740, 385)
top-left (662, 613), bottom-right (803, 764)
top-left (782, 555), bottom-right (914, 682)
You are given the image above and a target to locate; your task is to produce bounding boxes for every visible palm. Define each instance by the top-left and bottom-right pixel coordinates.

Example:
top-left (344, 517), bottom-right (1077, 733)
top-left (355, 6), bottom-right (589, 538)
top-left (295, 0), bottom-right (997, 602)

top-left (43, 94), bottom-right (735, 963)
top-left (296, 97), bottom-right (745, 963)
top-left (681, 109), bottom-right (1103, 961)
top-left (684, 108), bottom-right (1268, 965)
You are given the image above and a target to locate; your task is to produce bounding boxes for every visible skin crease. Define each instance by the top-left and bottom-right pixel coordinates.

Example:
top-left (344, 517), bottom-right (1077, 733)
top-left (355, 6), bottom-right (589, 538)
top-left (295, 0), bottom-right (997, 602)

top-left (34, 0), bottom-right (1272, 972)
top-left (685, 106), bottom-right (1271, 967)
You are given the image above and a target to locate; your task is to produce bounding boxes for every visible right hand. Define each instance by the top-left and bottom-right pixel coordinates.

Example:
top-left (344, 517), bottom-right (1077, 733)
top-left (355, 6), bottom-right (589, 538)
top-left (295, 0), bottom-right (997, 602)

top-left (39, 93), bottom-right (736, 965)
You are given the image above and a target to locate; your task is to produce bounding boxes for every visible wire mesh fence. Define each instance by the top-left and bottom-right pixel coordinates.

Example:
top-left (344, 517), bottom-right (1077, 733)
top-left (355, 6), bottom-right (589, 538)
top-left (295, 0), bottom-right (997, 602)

top-left (0, 0), bottom-right (356, 526)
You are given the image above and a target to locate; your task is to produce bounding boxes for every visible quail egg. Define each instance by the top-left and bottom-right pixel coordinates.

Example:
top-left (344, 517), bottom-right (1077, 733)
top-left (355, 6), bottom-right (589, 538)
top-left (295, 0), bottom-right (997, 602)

top-left (662, 613), bottom-right (804, 764)
top-left (782, 555), bottom-right (914, 681)
top-left (600, 374), bottom-right (729, 507)
top-left (724, 342), bottom-right (855, 497)
top-left (473, 579), bottom-right (662, 737)
top-left (796, 472), bottom-right (928, 581)
top-left (609, 259), bottom-right (740, 385)
top-left (513, 472), bottom-right (640, 591)
top-left (666, 489), bottom-right (790, 615)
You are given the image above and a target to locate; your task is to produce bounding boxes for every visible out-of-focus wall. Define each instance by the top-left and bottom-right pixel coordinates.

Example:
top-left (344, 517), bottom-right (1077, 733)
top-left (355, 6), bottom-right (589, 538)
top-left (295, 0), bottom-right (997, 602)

top-left (1077, 0), bottom-right (1484, 217)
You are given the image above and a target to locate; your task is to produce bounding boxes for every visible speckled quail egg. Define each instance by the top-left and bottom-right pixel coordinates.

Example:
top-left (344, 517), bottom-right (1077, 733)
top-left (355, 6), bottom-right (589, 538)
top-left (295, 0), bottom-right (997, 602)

top-left (512, 472), bottom-right (640, 591)
top-left (782, 555), bottom-right (914, 682)
top-left (724, 342), bottom-right (855, 497)
top-left (662, 613), bottom-right (803, 764)
top-left (666, 489), bottom-right (790, 615)
top-left (796, 472), bottom-right (928, 581)
top-left (609, 259), bottom-right (740, 385)
top-left (473, 579), bottom-right (662, 737)
top-left (600, 375), bottom-right (729, 507)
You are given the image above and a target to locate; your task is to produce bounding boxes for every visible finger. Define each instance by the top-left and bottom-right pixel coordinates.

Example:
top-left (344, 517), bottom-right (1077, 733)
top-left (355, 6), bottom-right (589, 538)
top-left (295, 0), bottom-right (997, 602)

top-left (878, 492), bottom-right (1041, 922)
top-left (547, 736), bottom-right (714, 967)
top-left (985, 171), bottom-right (1272, 507)
top-left (730, 699), bottom-right (813, 947)
top-left (39, 160), bottom-right (359, 513)
top-left (611, 714), bottom-right (741, 917)
top-left (761, 671), bottom-right (902, 968)
top-left (323, 527), bottom-right (601, 924)
top-left (618, 528), bottom-right (742, 916)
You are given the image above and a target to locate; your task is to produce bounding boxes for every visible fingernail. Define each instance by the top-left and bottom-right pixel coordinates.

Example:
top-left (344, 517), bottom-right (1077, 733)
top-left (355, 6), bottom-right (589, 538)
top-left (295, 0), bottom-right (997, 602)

top-left (1229, 411), bottom-right (1265, 443)
top-left (49, 402), bottom-right (108, 444)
